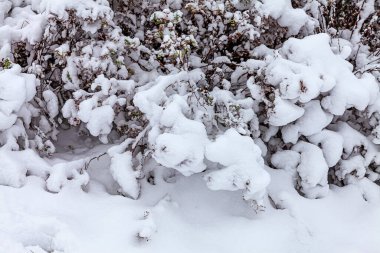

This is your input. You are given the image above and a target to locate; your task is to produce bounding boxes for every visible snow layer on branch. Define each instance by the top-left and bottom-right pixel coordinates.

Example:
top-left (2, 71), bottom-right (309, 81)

top-left (0, 8), bottom-right (44, 58)
top-left (331, 122), bottom-right (380, 170)
top-left (42, 90), bottom-right (59, 119)
top-left (0, 66), bottom-right (36, 134)
top-left (62, 75), bottom-right (132, 142)
top-left (247, 80), bottom-right (304, 126)
top-left (204, 129), bottom-right (270, 205)
top-left (0, 65), bottom-right (38, 150)
top-left (368, 97), bottom-right (380, 144)
top-left (268, 92), bottom-right (304, 126)
top-left (107, 139), bottom-right (141, 199)
top-left (265, 59), bottom-right (331, 104)
top-left (308, 130), bottom-right (343, 168)
top-left (210, 88), bottom-right (257, 135)
top-left (282, 100), bottom-right (333, 144)
top-left (134, 69), bottom-right (204, 124)
top-left (337, 156), bottom-right (367, 184)
top-left (86, 106), bottom-right (114, 140)
top-left (258, 0), bottom-right (317, 35)
top-left (153, 95), bottom-right (209, 176)
top-left (63, 97), bottom-right (115, 143)
top-left (0, 1), bottom-right (11, 26)
top-left (292, 141), bottom-right (329, 198)
top-left (273, 34), bottom-right (378, 115)
top-left (0, 0), bottom-right (113, 60)
top-left (134, 70), bottom-right (208, 176)
top-left (109, 151), bottom-right (140, 199)
top-left (0, 148), bottom-right (50, 188)
top-left (0, 147), bottom-right (89, 192)
top-left (271, 150), bottom-right (300, 171)
top-left (31, 0), bottom-right (112, 21)
top-left (46, 159), bottom-right (88, 193)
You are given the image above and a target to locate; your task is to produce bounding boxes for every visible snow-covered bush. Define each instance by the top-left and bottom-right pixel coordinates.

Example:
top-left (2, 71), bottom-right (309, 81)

top-left (0, 0), bottom-right (379, 211)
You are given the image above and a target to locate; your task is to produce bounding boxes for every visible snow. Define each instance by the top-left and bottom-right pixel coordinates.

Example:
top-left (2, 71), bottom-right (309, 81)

top-left (46, 159), bottom-right (88, 193)
top-left (258, 0), bottom-right (317, 35)
top-left (1, 171), bottom-right (380, 253)
top-left (282, 34), bottom-right (378, 115)
top-left (292, 141), bottom-right (329, 199)
top-left (262, 33), bottom-right (378, 118)
top-left (337, 155), bottom-right (367, 184)
top-left (0, 66), bottom-right (36, 131)
top-left (0, 148), bottom-right (52, 188)
top-left (0, 0), bottom-right (379, 252)
top-left (308, 130), bottom-right (344, 168)
top-left (153, 96), bottom-right (209, 176)
top-left (282, 100), bottom-right (333, 144)
top-left (42, 90), bottom-right (59, 119)
top-left (268, 93), bottom-right (305, 126)
top-left (108, 141), bottom-right (141, 199)
top-left (85, 105), bottom-right (115, 141)
top-left (204, 129), bottom-right (270, 206)
top-left (332, 122), bottom-right (380, 166)
top-left (64, 94), bottom-right (117, 143)
top-left (267, 167), bottom-right (380, 252)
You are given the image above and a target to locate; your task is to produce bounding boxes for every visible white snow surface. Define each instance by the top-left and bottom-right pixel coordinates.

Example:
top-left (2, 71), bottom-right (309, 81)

top-left (0, 164), bottom-right (379, 253)
top-left (0, 136), bottom-right (379, 253)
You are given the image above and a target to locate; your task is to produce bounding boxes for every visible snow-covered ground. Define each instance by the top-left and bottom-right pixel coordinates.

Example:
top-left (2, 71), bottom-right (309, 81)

top-left (1, 152), bottom-right (380, 253)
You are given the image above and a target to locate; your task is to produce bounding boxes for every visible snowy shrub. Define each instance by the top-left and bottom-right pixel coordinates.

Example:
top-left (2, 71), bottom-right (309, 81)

top-left (0, 0), bottom-right (379, 211)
